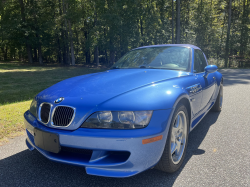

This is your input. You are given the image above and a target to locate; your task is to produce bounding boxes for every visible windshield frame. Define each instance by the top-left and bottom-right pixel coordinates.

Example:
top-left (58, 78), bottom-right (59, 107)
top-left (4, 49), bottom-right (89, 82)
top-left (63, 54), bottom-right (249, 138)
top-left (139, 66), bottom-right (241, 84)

top-left (111, 46), bottom-right (193, 72)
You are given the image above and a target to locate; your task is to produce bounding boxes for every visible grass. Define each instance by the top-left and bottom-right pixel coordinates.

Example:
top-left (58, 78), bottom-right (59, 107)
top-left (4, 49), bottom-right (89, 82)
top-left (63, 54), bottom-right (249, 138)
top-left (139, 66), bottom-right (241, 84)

top-left (0, 101), bottom-right (30, 145)
top-left (0, 62), bottom-right (105, 144)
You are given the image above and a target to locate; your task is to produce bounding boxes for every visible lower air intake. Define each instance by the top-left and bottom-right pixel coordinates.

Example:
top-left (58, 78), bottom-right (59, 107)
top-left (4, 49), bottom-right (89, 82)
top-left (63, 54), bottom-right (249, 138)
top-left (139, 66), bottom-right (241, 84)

top-left (52, 106), bottom-right (75, 127)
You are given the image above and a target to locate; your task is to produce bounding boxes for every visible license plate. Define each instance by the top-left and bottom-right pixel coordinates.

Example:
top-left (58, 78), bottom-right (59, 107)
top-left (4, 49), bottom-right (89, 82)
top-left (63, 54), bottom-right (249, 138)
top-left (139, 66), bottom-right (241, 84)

top-left (34, 128), bottom-right (61, 153)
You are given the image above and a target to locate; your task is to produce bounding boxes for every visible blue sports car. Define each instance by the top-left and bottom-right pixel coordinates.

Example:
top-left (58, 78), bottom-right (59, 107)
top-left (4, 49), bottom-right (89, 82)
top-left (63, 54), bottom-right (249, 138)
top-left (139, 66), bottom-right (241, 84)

top-left (24, 44), bottom-right (223, 177)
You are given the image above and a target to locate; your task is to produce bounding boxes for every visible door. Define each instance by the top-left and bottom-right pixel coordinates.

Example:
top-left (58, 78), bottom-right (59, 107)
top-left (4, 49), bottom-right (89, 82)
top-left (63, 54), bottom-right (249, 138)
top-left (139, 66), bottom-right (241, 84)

top-left (194, 50), bottom-right (216, 111)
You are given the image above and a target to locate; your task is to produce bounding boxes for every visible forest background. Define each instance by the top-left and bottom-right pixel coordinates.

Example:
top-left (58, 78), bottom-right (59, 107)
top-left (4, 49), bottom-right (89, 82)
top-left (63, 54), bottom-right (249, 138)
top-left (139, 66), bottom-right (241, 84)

top-left (0, 0), bottom-right (249, 68)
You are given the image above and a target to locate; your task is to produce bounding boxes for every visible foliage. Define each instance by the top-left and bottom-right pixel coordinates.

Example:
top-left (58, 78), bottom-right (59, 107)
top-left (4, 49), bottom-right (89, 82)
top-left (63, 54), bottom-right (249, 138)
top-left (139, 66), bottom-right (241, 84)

top-left (0, 0), bottom-right (249, 67)
top-left (0, 62), bottom-right (105, 142)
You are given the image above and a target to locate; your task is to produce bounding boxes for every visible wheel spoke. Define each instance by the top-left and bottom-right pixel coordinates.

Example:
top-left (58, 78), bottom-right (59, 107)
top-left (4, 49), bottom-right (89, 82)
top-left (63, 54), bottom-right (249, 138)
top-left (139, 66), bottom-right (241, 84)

top-left (171, 130), bottom-right (176, 142)
top-left (175, 115), bottom-right (180, 128)
top-left (177, 115), bottom-right (182, 130)
top-left (176, 132), bottom-right (182, 138)
top-left (176, 139), bottom-right (181, 153)
top-left (172, 126), bottom-right (178, 135)
top-left (175, 115), bottom-right (183, 137)
top-left (171, 142), bottom-right (177, 154)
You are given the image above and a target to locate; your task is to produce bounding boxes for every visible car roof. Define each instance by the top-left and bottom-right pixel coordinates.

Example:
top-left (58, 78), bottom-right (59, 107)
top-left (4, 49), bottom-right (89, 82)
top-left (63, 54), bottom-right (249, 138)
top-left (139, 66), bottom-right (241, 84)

top-left (133, 44), bottom-right (201, 50)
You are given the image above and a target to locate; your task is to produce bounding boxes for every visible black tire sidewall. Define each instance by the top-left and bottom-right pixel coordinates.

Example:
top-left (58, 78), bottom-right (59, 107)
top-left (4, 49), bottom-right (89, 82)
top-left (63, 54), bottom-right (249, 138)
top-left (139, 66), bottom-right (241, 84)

top-left (212, 83), bottom-right (223, 112)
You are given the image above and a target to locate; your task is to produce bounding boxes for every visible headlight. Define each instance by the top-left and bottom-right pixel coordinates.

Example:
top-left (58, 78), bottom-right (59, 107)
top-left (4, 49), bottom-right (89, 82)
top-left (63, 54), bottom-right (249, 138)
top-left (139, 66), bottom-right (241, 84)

top-left (81, 111), bottom-right (153, 129)
top-left (29, 98), bottom-right (37, 117)
top-left (97, 111), bottom-right (113, 123)
top-left (118, 111), bottom-right (135, 124)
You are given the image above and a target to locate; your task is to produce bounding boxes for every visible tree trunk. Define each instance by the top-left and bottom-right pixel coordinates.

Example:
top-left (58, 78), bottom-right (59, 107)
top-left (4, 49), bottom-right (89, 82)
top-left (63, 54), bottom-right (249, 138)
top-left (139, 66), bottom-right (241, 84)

top-left (4, 46), bottom-right (7, 60)
top-left (84, 28), bottom-right (90, 64)
top-left (109, 37), bottom-right (115, 66)
top-left (239, 0), bottom-right (248, 67)
top-left (58, 0), bottom-right (66, 64)
top-left (225, 0), bottom-right (232, 68)
top-left (68, 20), bottom-right (75, 65)
top-left (57, 36), bottom-right (62, 64)
top-left (12, 48), bottom-right (16, 60)
top-left (172, 0), bottom-right (175, 44)
top-left (62, 0), bottom-right (69, 64)
top-left (36, 34), bottom-right (43, 64)
top-left (105, 49), bottom-right (108, 65)
top-left (33, 48), bottom-right (37, 62)
top-left (38, 45), bottom-right (43, 64)
top-left (94, 46), bottom-right (99, 67)
top-left (19, 0), bottom-right (33, 63)
top-left (26, 45), bottom-right (33, 63)
top-left (85, 50), bottom-right (90, 64)
top-left (104, 28), bottom-right (108, 65)
top-left (140, 17), bottom-right (143, 46)
top-left (185, 0), bottom-right (190, 41)
top-left (110, 50), bottom-right (115, 66)
top-left (219, 14), bottom-right (226, 59)
top-left (176, 0), bottom-right (181, 44)
top-left (74, 27), bottom-right (79, 62)
top-left (93, 9), bottom-right (98, 66)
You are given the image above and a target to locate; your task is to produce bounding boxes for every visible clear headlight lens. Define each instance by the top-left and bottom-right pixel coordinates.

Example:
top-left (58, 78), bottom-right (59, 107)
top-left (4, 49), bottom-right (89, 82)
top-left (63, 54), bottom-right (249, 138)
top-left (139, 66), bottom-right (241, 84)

top-left (118, 111), bottom-right (135, 124)
top-left (97, 111), bottom-right (113, 123)
top-left (29, 98), bottom-right (37, 117)
top-left (81, 111), bottom-right (153, 129)
top-left (134, 111), bottom-right (152, 126)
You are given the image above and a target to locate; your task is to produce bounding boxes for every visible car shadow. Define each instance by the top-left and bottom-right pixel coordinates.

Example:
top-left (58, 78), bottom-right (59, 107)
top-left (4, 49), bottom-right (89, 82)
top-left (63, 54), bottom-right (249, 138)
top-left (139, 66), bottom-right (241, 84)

top-left (0, 111), bottom-right (220, 186)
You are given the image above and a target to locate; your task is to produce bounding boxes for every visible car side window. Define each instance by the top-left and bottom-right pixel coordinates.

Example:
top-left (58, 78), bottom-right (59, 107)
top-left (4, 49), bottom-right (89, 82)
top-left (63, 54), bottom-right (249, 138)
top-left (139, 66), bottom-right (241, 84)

top-left (197, 50), bottom-right (207, 71)
top-left (194, 51), bottom-right (201, 73)
top-left (194, 50), bottom-right (207, 73)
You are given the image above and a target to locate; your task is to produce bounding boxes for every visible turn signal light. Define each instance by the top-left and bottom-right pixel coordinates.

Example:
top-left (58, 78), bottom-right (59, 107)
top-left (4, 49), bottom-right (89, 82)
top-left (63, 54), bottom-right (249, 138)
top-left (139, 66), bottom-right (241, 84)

top-left (142, 135), bottom-right (163, 144)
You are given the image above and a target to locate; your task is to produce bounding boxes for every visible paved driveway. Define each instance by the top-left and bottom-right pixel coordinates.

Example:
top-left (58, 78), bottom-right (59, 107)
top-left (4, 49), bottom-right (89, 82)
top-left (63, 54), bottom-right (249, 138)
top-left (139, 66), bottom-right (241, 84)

top-left (0, 69), bottom-right (249, 186)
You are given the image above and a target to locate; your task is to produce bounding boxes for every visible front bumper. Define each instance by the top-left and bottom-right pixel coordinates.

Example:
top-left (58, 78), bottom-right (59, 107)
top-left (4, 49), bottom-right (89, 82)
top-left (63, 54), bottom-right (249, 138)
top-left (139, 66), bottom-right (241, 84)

top-left (24, 109), bottom-right (172, 177)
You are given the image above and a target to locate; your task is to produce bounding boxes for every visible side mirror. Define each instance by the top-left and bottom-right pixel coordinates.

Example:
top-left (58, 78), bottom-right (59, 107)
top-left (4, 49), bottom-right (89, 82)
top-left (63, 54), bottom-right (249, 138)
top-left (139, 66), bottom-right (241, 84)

top-left (204, 65), bottom-right (218, 78)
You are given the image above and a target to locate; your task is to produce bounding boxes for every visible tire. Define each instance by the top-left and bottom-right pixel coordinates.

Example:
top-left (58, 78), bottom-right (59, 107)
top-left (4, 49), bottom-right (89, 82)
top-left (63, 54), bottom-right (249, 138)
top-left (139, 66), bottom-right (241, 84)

top-left (211, 82), bottom-right (223, 112)
top-left (155, 103), bottom-right (189, 173)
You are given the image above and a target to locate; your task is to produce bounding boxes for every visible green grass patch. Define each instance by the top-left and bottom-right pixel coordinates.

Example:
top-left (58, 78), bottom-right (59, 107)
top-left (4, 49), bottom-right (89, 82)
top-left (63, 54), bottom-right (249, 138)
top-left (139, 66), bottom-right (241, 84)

top-left (0, 62), bottom-right (106, 142)
top-left (0, 100), bottom-right (31, 142)
top-left (0, 62), bottom-right (105, 106)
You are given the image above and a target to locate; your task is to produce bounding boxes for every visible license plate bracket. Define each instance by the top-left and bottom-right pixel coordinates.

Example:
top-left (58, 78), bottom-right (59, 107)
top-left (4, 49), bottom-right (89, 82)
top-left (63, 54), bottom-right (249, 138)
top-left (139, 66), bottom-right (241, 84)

top-left (34, 128), bottom-right (61, 153)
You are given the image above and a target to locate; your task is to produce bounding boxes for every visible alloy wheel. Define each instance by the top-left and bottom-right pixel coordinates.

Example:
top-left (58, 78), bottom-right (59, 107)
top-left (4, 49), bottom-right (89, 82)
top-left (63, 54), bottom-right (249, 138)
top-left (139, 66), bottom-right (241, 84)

top-left (170, 111), bottom-right (187, 165)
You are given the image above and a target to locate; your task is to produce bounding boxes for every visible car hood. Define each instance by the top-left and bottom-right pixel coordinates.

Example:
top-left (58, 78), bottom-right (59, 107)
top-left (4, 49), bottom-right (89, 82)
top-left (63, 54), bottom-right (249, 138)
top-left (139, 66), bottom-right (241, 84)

top-left (38, 69), bottom-right (189, 105)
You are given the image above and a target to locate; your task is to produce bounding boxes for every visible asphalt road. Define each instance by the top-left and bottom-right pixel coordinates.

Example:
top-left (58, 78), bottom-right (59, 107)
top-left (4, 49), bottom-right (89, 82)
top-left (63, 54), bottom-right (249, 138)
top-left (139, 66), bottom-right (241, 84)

top-left (0, 69), bottom-right (249, 187)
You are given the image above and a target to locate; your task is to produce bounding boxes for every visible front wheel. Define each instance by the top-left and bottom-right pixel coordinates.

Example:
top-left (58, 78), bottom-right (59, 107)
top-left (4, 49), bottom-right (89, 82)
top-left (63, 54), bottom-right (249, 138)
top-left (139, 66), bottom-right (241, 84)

top-left (155, 103), bottom-right (189, 173)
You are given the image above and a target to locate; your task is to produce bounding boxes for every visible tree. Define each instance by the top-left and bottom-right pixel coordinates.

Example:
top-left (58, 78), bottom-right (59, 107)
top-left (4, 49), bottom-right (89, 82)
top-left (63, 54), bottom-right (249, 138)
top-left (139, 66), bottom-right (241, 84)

top-left (19, 0), bottom-right (33, 63)
top-left (176, 0), bottom-right (180, 44)
top-left (225, 0), bottom-right (232, 68)
top-left (172, 0), bottom-right (175, 44)
top-left (0, 0), bottom-right (249, 68)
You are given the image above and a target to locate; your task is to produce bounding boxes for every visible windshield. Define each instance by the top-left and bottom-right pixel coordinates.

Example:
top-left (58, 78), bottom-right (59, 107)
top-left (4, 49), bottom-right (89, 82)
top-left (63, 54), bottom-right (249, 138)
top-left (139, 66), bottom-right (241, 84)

top-left (111, 46), bottom-right (191, 71)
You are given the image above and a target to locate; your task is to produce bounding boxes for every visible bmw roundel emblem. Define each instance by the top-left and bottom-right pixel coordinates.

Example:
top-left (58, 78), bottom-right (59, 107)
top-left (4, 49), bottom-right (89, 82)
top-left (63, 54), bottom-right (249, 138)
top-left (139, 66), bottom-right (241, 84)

top-left (54, 97), bottom-right (64, 104)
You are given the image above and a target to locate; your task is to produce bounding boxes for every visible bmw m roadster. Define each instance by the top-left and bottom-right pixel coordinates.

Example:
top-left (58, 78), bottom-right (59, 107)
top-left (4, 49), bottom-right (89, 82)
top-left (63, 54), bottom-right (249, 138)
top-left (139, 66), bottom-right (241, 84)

top-left (24, 44), bottom-right (223, 177)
